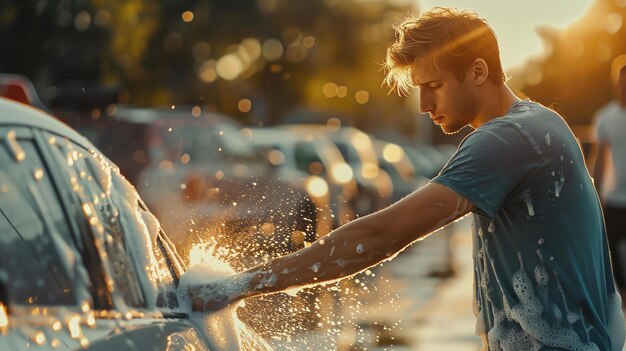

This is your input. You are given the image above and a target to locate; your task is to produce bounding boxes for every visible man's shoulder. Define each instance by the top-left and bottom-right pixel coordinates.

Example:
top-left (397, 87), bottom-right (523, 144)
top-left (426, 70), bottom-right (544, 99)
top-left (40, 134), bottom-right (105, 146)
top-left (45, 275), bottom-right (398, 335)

top-left (597, 101), bottom-right (625, 124)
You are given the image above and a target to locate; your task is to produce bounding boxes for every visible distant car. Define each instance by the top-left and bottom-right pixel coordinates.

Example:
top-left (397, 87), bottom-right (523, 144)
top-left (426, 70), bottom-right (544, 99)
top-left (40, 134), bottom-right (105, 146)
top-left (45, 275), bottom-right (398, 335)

top-left (248, 127), bottom-right (358, 229)
top-left (281, 125), bottom-right (393, 217)
top-left (0, 74), bottom-right (47, 111)
top-left (403, 144), bottom-right (454, 179)
top-left (373, 139), bottom-right (429, 202)
top-left (0, 98), bottom-right (271, 350)
top-left (91, 106), bottom-right (319, 269)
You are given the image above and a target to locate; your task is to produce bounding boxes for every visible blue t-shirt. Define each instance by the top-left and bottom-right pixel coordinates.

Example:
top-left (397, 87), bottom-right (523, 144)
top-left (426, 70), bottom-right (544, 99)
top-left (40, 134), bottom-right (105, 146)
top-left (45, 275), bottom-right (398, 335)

top-left (433, 100), bottom-right (626, 351)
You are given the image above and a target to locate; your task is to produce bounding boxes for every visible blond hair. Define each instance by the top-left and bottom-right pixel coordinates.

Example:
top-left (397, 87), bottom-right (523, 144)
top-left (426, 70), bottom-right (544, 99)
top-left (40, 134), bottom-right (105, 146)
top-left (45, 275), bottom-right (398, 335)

top-left (384, 7), bottom-right (506, 95)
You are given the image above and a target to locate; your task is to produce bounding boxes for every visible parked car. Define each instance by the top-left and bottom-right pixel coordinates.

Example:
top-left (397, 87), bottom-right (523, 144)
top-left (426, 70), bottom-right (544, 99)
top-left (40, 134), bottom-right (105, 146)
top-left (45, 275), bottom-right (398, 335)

top-left (0, 98), bottom-right (271, 350)
top-left (373, 139), bottom-right (429, 202)
top-left (248, 127), bottom-right (358, 229)
top-left (90, 106), bottom-right (319, 269)
top-left (0, 74), bottom-right (47, 111)
top-left (281, 125), bottom-right (393, 217)
top-left (403, 144), bottom-right (455, 179)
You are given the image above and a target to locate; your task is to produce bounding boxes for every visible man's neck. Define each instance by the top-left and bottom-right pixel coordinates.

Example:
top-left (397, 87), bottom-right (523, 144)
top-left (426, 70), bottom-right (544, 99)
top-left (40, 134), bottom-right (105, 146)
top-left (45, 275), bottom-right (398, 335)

top-left (471, 85), bottom-right (520, 129)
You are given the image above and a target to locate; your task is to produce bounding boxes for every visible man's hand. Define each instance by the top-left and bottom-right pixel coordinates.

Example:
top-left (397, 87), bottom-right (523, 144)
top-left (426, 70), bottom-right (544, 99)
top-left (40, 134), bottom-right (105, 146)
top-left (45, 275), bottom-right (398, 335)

top-left (187, 273), bottom-right (255, 312)
top-left (189, 282), bottom-right (231, 312)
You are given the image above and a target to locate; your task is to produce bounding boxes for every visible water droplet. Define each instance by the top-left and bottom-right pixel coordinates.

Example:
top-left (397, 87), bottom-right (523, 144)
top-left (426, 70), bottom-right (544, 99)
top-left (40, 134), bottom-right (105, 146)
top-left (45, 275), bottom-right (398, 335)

top-left (356, 244), bottom-right (364, 254)
top-left (33, 168), bottom-right (44, 181)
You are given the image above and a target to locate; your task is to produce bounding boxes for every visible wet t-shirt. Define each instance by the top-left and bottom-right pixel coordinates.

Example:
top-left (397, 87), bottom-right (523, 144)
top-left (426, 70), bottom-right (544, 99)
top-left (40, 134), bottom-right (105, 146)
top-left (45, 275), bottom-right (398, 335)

top-left (432, 100), bottom-right (626, 351)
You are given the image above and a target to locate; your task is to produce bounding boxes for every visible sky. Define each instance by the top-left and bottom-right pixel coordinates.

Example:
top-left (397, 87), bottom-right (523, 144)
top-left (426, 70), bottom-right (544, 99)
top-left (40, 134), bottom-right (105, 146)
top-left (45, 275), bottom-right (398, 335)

top-left (418, 0), bottom-right (595, 69)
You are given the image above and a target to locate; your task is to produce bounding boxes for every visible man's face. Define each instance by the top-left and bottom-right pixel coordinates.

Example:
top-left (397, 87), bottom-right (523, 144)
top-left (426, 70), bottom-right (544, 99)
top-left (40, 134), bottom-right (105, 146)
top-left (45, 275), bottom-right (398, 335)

top-left (412, 62), bottom-right (479, 134)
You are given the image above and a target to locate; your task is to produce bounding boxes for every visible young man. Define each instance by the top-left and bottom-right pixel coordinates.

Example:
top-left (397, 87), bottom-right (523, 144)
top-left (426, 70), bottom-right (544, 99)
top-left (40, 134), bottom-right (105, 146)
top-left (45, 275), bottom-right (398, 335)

top-left (191, 8), bottom-right (626, 350)
top-left (591, 63), bottom-right (626, 295)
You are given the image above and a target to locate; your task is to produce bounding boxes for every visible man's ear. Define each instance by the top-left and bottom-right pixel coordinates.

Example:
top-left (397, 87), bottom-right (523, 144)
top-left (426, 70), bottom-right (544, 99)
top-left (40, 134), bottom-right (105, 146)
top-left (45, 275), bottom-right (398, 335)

top-left (471, 58), bottom-right (489, 86)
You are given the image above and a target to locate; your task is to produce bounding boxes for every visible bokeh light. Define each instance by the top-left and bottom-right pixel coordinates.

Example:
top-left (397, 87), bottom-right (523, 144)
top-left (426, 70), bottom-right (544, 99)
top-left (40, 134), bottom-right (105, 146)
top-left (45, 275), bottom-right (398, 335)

top-left (216, 54), bottom-right (243, 80)
top-left (74, 11), bottom-right (91, 32)
top-left (331, 163), bottom-right (354, 183)
top-left (199, 60), bottom-right (218, 83)
top-left (355, 90), bottom-right (370, 104)
top-left (263, 39), bottom-right (284, 61)
top-left (181, 153), bottom-right (191, 164)
top-left (322, 82), bottom-right (338, 98)
top-left (268, 149), bottom-right (285, 165)
top-left (192, 105), bottom-right (201, 117)
top-left (383, 144), bottom-right (404, 163)
top-left (238, 98), bottom-right (252, 113)
top-left (302, 36), bottom-right (316, 48)
top-left (306, 176), bottom-right (329, 197)
top-left (326, 117), bottom-right (341, 131)
top-left (240, 38), bottom-right (262, 62)
top-left (336, 86), bottom-right (348, 98)
top-left (182, 11), bottom-right (194, 23)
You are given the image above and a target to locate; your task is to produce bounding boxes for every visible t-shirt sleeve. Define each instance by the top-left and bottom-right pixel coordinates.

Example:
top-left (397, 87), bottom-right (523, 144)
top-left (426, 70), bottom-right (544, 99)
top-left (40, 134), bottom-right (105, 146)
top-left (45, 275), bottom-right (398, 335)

top-left (431, 126), bottom-right (531, 219)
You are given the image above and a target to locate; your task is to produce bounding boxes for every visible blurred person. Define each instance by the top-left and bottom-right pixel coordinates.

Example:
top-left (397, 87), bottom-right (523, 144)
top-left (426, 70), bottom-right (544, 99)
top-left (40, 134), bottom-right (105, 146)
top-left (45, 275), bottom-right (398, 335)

top-left (190, 8), bottom-right (625, 350)
top-left (591, 63), bottom-right (626, 295)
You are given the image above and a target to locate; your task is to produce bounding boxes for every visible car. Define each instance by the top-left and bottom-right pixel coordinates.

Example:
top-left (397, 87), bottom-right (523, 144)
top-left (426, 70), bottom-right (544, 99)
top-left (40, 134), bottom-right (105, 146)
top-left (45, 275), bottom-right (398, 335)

top-left (372, 139), bottom-right (429, 202)
top-left (403, 143), bottom-right (456, 179)
top-left (248, 127), bottom-right (358, 229)
top-left (88, 106), bottom-right (319, 270)
top-left (0, 74), bottom-right (47, 111)
top-left (281, 125), bottom-right (393, 217)
top-left (0, 98), bottom-right (272, 350)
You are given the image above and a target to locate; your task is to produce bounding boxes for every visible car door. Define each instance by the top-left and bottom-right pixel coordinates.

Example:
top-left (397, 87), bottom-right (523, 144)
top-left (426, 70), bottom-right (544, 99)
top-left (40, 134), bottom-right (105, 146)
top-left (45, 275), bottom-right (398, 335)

top-left (0, 126), bottom-right (93, 350)
top-left (39, 130), bottom-right (219, 350)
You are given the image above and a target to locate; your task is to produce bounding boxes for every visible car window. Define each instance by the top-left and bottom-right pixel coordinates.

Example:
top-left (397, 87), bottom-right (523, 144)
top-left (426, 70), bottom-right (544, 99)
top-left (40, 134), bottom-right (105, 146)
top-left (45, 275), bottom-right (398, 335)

top-left (0, 128), bottom-right (78, 306)
top-left (46, 134), bottom-right (150, 308)
top-left (294, 142), bottom-right (324, 174)
top-left (45, 133), bottom-right (186, 312)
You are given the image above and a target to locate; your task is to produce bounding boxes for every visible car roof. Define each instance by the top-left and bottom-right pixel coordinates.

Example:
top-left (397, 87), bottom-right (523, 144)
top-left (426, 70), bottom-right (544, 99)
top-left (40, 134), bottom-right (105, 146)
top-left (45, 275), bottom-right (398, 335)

top-left (249, 127), bottom-right (301, 144)
top-left (112, 105), bottom-right (240, 126)
top-left (0, 97), bottom-right (94, 149)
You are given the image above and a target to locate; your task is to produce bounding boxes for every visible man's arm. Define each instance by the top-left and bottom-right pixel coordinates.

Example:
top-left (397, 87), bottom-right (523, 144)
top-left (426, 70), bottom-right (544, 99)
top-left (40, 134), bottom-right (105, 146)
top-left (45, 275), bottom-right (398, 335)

top-left (588, 140), bottom-right (609, 199)
top-left (190, 182), bottom-right (474, 311)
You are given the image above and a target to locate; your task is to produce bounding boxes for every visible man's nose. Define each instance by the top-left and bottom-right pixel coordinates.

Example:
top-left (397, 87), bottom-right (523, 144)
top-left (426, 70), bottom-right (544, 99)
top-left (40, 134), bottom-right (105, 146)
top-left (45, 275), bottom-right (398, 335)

top-left (418, 92), bottom-right (433, 115)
